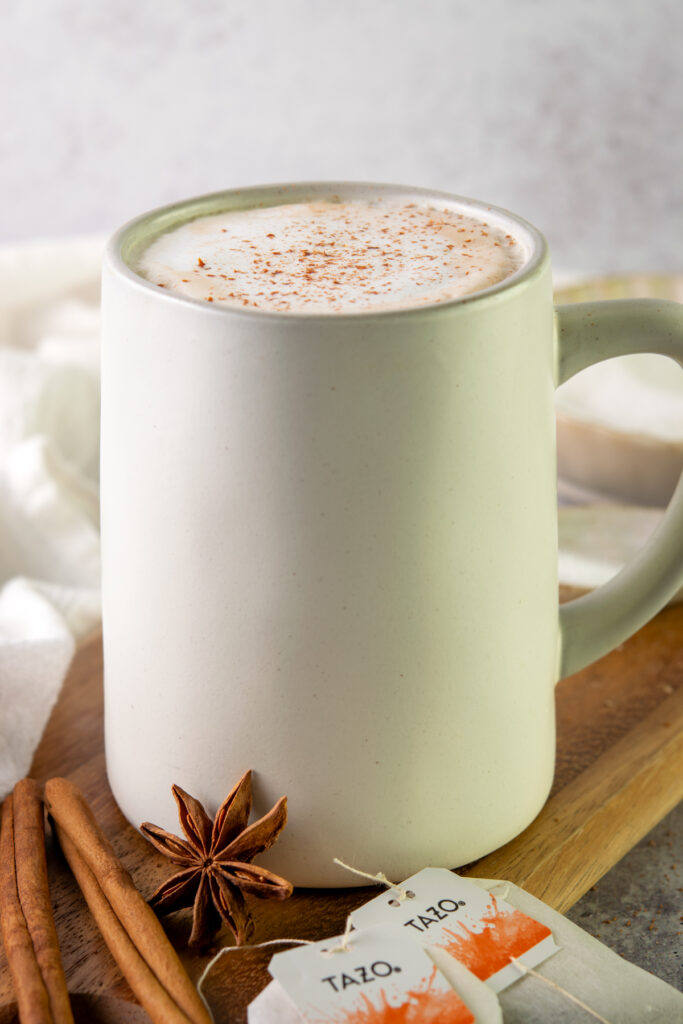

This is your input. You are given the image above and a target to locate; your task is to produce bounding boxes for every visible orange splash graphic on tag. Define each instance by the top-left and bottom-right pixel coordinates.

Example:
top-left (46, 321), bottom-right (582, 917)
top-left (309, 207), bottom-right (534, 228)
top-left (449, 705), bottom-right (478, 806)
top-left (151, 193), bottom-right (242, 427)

top-left (314, 966), bottom-right (474, 1023)
top-left (440, 894), bottom-right (551, 980)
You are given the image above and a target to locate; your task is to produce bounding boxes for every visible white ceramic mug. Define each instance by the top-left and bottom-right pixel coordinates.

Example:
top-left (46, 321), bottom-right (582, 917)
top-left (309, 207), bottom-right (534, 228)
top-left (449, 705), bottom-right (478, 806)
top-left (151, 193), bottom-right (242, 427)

top-left (101, 183), bottom-right (683, 886)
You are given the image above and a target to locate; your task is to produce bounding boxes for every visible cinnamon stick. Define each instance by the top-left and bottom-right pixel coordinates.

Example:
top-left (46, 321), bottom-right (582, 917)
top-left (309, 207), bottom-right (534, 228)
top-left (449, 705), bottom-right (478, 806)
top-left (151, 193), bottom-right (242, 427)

top-left (44, 778), bottom-right (211, 1024)
top-left (0, 784), bottom-right (67, 1024)
top-left (54, 827), bottom-right (202, 1024)
top-left (0, 793), bottom-right (51, 1024)
top-left (12, 779), bottom-right (74, 1024)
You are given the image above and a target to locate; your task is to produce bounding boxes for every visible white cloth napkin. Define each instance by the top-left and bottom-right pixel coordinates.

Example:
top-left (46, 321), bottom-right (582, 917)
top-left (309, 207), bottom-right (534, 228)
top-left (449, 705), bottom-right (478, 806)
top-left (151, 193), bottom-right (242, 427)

top-left (0, 238), bottom-right (103, 799)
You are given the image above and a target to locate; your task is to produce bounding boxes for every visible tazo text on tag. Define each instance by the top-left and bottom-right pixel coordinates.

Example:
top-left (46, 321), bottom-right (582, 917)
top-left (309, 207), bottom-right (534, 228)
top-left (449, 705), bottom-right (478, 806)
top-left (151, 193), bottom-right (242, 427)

top-left (268, 922), bottom-right (476, 1023)
top-left (350, 868), bottom-right (559, 993)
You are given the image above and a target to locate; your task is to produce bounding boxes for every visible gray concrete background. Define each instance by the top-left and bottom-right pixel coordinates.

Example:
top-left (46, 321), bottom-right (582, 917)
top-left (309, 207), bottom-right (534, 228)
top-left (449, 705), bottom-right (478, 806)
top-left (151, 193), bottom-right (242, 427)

top-left (567, 801), bottom-right (682, 990)
top-left (2, 0), bottom-right (682, 275)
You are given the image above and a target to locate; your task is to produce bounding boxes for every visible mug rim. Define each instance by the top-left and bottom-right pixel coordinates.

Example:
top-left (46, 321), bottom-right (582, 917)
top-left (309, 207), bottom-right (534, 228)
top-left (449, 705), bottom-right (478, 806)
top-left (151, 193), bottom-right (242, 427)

top-left (106, 181), bottom-right (550, 322)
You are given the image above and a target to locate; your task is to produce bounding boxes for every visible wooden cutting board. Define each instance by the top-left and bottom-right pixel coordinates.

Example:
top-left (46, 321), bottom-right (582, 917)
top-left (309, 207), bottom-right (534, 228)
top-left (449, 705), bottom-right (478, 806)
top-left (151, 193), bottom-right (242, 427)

top-left (1, 590), bottom-right (682, 1023)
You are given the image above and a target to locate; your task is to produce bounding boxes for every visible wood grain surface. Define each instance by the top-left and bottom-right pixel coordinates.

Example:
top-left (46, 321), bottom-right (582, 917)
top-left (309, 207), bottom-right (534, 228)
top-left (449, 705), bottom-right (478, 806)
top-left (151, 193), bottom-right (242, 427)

top-left (1, 592), bottom-right (681, 1023)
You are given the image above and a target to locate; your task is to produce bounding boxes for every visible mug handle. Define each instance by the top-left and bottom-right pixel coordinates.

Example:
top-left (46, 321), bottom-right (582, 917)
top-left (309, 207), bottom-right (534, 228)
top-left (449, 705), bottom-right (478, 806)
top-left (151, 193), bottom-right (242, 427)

top-left (556, 298), bottom-right (683, 679)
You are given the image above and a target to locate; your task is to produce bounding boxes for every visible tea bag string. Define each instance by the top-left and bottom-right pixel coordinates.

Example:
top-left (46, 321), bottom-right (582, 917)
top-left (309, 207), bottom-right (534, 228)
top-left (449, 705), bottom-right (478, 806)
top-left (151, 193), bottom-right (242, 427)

top-left (196, 935), bottom-right (312, 1017)
top-left (332, 857), bottom-right (414, 901)
top-left (323, 858), bottom-right (418, 953)
top-left (196, 918), bottom-right (356, 1014)
top-left (509, 958), bottom-right (613, 1024)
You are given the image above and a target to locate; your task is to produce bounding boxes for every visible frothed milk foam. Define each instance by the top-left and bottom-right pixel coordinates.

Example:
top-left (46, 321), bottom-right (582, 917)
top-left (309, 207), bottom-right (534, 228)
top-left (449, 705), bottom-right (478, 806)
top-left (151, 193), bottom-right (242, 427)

top-left (136, 195), bottom-right (527, 313)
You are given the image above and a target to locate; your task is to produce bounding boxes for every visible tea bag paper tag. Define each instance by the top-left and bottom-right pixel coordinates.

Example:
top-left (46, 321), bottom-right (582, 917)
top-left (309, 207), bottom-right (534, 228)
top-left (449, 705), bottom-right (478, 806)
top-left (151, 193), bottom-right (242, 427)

top-left (350, 868), bottom-right (559, 994)
top-left (268, 923), bottom-right (477, 1023)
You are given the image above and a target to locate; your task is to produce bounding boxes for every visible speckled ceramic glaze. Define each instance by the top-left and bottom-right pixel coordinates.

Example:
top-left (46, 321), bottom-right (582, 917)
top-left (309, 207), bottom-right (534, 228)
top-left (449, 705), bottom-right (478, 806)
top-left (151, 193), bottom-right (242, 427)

top-left (101, 184), bottom-right (683, 886)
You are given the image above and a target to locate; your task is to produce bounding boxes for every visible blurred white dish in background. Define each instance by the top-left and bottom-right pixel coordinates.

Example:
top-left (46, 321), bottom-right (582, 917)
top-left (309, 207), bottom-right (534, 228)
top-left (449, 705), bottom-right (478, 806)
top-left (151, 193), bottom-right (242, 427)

top-left (555, 274), bottom-right (683, 508)
top-left (558, 503), bottom-right (682, 604)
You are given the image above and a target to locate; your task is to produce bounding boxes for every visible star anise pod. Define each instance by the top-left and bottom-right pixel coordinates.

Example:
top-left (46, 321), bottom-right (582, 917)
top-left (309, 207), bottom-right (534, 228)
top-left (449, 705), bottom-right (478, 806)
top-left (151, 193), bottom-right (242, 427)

top-left (140, 770), bottom-right (293, 948)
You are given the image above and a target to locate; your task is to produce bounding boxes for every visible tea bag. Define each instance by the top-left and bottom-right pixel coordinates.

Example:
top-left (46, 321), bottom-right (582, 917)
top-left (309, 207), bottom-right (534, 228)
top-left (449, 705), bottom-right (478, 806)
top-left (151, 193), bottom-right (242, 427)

top-left (248, 876), bottom-right (683, 1023)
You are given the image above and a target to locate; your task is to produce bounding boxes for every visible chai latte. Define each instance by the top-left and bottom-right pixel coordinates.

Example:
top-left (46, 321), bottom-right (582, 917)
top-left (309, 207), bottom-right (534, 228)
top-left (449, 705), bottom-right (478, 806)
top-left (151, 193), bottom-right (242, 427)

top-left (135, 195), bottom-right (527, 314)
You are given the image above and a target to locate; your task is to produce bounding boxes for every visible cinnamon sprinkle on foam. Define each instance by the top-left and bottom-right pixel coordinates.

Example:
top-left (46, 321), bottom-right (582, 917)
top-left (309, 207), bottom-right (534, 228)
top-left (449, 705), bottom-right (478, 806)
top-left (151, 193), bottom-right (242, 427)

top-left (137, 197), bottom-right (526, 313)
